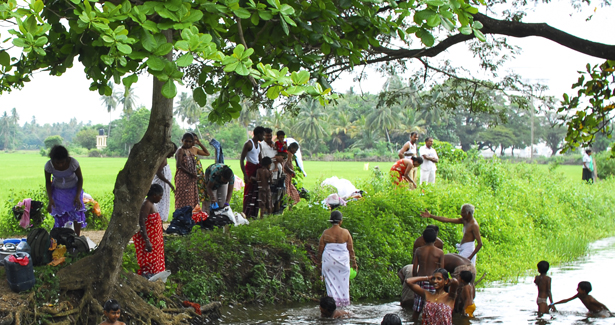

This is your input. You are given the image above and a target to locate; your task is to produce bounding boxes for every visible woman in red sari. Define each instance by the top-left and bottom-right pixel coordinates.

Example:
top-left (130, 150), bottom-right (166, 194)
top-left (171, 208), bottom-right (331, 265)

top-left (406, 268), bottom-right (459, 325)
top-left (134, 184), bottom-right (166, 277)
top-left (390, 156), bottom-right (423, 189)
top-left (175, 133), bottom-right (199, 209)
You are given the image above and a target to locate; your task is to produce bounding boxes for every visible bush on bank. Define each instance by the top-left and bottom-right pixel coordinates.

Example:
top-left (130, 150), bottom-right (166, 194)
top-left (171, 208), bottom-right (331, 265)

top-left (158, 157), bottom-right (615, 305)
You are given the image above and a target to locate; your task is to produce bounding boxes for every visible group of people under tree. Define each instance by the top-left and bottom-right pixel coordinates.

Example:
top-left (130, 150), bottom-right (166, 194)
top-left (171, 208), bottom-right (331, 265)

top-left (392, 133), bottom-right (439, 189)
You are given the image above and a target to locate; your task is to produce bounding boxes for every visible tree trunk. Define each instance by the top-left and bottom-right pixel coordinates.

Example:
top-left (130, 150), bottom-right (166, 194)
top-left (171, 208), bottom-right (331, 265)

top-left (57, 29), bottom-right (176, 323)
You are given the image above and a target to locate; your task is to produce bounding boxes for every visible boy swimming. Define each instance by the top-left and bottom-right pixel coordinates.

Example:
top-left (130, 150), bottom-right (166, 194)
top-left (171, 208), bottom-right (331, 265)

top-left (319, 296), bottom-right (349, 319)
top-left (550, 281), bottom-right (611, 316)
top-left (534, 261), bottom-right (553, 315)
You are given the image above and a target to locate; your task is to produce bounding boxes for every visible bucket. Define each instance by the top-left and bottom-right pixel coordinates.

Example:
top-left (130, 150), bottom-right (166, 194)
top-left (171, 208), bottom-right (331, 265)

top-left (4, 252), bottom-right (36, 292)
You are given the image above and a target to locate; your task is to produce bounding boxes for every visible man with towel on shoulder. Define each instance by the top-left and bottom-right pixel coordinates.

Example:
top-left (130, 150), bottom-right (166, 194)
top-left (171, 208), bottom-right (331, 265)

top-left (421, 204), bottom-right (482, 266)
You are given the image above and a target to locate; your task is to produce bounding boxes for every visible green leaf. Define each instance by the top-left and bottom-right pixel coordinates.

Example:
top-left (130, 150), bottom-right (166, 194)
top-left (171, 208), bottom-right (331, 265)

top-left (279, 4), bottom-right (294, 15)
top-left (250, 12), bottom-right (260, 25)
top-left (176, 53), bottom-right (193, 67)
top-left (0, 51), bottom-right (10, 67)
top-left (266, 86), bottom-right (280, 100)
top-left (193, 87), bottom-right (207, 107)
top-left (258, 10), bottom-right (273, 20)
top-left (117, 43), bottom-right (132, 54)
top-left (458, 25), bottom-right (472, 35)
top-left (473, 29), bottom-right (486, 42)
top-left (233, 44), bottom-right (245, 58)
top-left (34, 36), bottom-right (47, 47)
top-left (224, 61), bottom-right (239, 72)
top-left (161, 80), bottom-right (177, 98)
top-left (426, 14), bottom-right (441, 27)
top-left (283, 15), bottom-right (296, 27)
top-left (154, 43), bottom-right (173, 56)
top-left (142, 21), bottom-right (159, 33)
top-left (12, 38), bottom-right (27, 48)
top-left (280, 17), bottom-right (289, 35)
top-left (147, 57), bottom-right (165, 71)
top-left (472, 21), bottom-right (483, 29)
top-left (466, 6), bottom-right (479, 14)
top-left (440, 17), bottom-right (455, 31)
top-left (122, 74), bottom-right (138, 88)
top-left (33, 0), bottom-right (44, 13)
top-left (321, 42), bottom-right (330, 55)
top-left (426, 0), bottom-right (445, 5)
top-left (233, 8), bottom-right (251, 19)
top-left (175, 40), bottom-right (190, 51)
top-left (141, 30), bottom-right (156, 52)
top-left (417, 29), bottom-right (435, 47)
top-left (235, 63), bottom-right (249, 75)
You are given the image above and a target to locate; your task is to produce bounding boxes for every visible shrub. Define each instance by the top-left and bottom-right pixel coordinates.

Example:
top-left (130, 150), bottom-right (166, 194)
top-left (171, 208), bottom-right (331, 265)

top-left (595, 151), bottom-right (615, 179)
top-left (1, 186), bottom-right (54, 236)
top-left (88, 149), bottom-right (102, 157)
top-left (44, 135), bottom-right (63, 149)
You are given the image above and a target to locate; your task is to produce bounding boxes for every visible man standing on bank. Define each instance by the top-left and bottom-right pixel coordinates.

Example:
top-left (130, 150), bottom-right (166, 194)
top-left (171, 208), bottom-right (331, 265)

top-left (421, 204), bottom-right (482, 266)
top-left (240, 126), bottom-right (265, 218)
top-left (419, 137), bottom-right (439, 184)
top-left (398, 132), bottom-right (419, 185)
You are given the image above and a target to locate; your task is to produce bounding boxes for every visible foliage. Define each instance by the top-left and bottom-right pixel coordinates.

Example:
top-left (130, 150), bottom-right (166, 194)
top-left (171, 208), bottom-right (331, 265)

top-left (595, 151), bottom-right (615, 179)
top-left (137, 158), bottom-right (615, 305)
top-left (431, 140), bottom-right (467, 163)
top-left (560, 60), bottom-right (615, 155)
top-left (75, 128), bottom-right (98, 150)
top-left (43, 135), bottom-right (63, 149)
top-left (0, 186), bottom-right (53, 236)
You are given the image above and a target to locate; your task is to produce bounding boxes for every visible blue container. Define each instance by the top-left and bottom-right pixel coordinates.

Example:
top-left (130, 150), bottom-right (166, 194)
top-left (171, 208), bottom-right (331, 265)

top-left (4, 252), bottom-right (36, 292)
top-left (2, 239), bottom-right (21, 245)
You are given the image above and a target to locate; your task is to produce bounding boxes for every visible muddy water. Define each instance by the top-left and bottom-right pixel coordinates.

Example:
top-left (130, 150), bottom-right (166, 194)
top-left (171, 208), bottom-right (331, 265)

top-left (214, 237), bottom-right (615, 324)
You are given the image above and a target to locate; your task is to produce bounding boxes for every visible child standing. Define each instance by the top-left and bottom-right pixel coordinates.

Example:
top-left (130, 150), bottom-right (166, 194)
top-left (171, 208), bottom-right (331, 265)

top-left (411, 228), bottom-right (445, 319)
top-left (100, 299), bottom-right (125, 325)
top-left (275, 130), bottom-right (288, 157)
top-left (550, 281), bottom-right (611, 316)
top-left (256, 157), bottom-right (273, 218)
top-left (133, 184), bottom-right (166, 278)
top-left (534, 261), bottom-right (554, 315)
top-left (44, 145), bottom-right (87, 236)
top-left (175, 133), bottom-right (199, 210)
top-left (459, 270), bottom-right (476, 317)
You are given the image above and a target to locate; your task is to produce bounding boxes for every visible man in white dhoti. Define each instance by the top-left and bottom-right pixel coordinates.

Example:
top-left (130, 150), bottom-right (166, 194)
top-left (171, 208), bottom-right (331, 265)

top-left (317, 211), bottom-right (358, 307)
top-left (420, 204), bottom-right (483, 266)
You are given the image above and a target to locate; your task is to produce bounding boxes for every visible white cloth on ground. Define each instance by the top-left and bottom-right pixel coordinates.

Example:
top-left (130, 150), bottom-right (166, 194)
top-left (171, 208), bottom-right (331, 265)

top-left (321, 177), bottom-right (358, 199)
top-left (456, 242), bottom-right (476, 265)
top-left (322, 243), bottom-right (351, 307)
top-left (153, 164), bottom-right (172, 222)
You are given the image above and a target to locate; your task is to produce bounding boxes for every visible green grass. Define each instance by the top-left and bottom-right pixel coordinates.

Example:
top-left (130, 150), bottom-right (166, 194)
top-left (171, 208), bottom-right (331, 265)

top-left (0, 151), bottom-right (585, 204)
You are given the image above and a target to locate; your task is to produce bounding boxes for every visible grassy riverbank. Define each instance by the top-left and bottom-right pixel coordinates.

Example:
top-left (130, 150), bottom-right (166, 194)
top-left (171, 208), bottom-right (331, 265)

top-left (158, 158), bottom-right (615, 305)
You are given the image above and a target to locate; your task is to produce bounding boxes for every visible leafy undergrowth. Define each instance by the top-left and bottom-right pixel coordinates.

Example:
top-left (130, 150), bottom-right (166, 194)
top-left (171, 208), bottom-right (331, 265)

top-left (152, 158), bottom-right (615, 305)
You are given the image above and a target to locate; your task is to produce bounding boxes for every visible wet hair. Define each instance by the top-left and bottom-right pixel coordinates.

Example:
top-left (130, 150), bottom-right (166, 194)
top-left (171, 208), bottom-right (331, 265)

top-left (411, 156), bottom-right (424, 165)
top-left (319, 296), bottom-right (336, 315)
top-left (426, 225), bottom-right (439, 234)
top-left (537, 261), bottom-right (550, 274)
top-left (460, 270), bottom-right (473, 283)
top-left (264, 128), bottom-right (273, 134)
top-left (277, 130), bottom-right (285, 136)
top-left (182, 133), bottom-right (194, 141)
top-left (329, 210), bottom-right (343, 224)
top-left (381, 313), bottom-right (402, 325)
top-left (49, 145), bottom-right (69, 161)
top-left (410, 132), bottom-right (418, 137)
top-left (433, 268), bottom-right (450, 279)
top-left (103, 299), bottom-right (121, 312)
top-left (578, 281), bottom-right (592, 293)
top-left (288, 142), bottom-right (299, 150)
top-left (220, 165), bottom-right (233, 181)
top-left (461, 204), bottom-right (475, 217)
top-left (423, 228), bottom-right (437, 243)
top-left (261, 157), bottom-right (272, 167)
top-left (147, 184), bottom-right (164, 197)
top-left (253, 126), bottom-right (265, 136)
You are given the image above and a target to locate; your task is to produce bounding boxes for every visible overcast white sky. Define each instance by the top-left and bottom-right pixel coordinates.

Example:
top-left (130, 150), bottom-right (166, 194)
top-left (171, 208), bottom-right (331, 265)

top-left (0, 1), bottom-right (612, 126)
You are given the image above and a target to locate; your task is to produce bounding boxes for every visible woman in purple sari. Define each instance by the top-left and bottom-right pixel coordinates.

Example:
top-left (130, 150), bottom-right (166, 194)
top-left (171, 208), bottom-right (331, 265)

top-left (44, 145), bottom-right (87, 236)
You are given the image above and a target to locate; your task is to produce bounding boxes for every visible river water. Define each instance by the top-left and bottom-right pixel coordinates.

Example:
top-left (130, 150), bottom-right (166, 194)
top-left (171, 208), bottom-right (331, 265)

top-left (214, 237), bottom-right (615, 324)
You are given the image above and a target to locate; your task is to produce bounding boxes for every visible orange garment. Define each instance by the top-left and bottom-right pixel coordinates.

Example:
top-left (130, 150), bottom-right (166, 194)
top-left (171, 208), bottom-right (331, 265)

top-left (390, 159), bottom-right (409, 185)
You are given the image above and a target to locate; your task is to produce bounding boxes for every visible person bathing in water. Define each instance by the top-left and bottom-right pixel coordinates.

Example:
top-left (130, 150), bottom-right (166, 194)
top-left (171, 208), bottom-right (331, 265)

top-left (421, 204), bottom-right (482, 265)
top-left (100, 299), bottom-right (125, 325)
top-left (412, 228), bottom-right (444, 320)
top-left (534, 260), bottom-right (554, 316)
top-left (407, 268), bottom-right (459, 325)
top-left (319, 296), bottom-right (349, 319)
top-left (550, 281), bottom-right (611, 317)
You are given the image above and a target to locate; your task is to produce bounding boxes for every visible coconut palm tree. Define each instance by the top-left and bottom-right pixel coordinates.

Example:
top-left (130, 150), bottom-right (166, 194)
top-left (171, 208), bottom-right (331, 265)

top-left (292, 98), bottom-right (330, 141)
top-left (329, 110), bottom-right (355, 151)
top-left (365, 105), bottom-right (400, 144)
top-left (99, 82), bottom-right (121, 136)
top-left (174, 92), bottom-right (202, 125)
top-left (120, 86), bottom-right (139, 119)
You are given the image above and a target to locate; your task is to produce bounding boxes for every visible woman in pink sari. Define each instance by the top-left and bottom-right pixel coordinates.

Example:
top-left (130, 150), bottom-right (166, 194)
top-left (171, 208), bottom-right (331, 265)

top-left (406, 268), bottom-right (458, 325)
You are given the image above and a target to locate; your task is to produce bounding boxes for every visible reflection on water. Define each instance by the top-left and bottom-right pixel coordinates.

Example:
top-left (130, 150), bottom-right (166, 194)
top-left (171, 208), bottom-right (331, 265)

top-left (215, 237), bottom-right (615, 324)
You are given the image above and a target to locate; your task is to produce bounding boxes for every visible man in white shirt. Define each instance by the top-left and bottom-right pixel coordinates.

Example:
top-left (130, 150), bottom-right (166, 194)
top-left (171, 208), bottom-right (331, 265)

top-left (582, 149), bottom-right (594, 183)
top-left (260, 128), bottom-right (286, 211)
top-left (419, 137), bottom-right (439, 184)
top-left (398, 132), bottom-right (419, 185)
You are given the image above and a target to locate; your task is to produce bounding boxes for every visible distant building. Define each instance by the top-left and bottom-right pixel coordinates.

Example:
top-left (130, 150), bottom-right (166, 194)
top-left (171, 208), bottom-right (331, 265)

top-left (96, 129), bottom-right (107, 150)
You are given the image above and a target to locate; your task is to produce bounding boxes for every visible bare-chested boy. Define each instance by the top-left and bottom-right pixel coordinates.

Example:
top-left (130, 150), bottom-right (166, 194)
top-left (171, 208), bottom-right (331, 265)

top-left (551, 281), bottom-right (611, 317)
top-left (412, 225), bottom-right (444, 254)
top-left (421, 204), bottom-right (482, 265)
top-left (319, 296), bottom-right (349, 319)
top-left (412, 228), bottom-right (444, 319)
top-left (534, 261), bottom-right (553, 315)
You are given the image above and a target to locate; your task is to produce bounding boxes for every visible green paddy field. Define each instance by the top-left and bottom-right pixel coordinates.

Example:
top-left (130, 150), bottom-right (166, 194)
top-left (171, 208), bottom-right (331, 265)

top-left (0, 151), bottom-right (582, 203)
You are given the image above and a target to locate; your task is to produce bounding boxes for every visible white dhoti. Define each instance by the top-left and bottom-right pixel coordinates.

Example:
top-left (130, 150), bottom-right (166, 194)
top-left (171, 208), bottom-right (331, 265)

top-left (456, 242), bottom-right (476, 265)
top-left (322, 243), bottom-right (351, 307)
